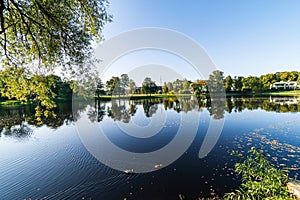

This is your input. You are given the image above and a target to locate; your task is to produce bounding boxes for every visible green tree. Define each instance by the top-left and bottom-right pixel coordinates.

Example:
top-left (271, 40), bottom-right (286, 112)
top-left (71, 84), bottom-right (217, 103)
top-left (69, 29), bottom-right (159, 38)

top-left (242, 76), bottom-right (262, 92)
top-left (0, 0), bottom-right (111, 70)
top-left (46, 74), bottom-right (72, 98)
top-left (120, 74), bottom-right (129, 94)
top-left (106, 76), bottom-right (122, 96)
top-left (233, 76), bottom-right (243, 92)
top-left (207, 70), bottom-right (225, 93)
top-left (0, 67), bottom-right (32, 102)
top-left (0, 68), bottom-right (60, 123)
top-left (289, 71), bottom-right (299, 81)
top-left (173, 79), bottom-right (183, 93)
top-left (142, 77), bottom-right (157, 96)
top-left (0, 0), bottom-right (111, 121)
top-left (182, 79), bottom-right (190, 93)
top-left (260, 73), bottom-right (277, 89)
top-left (166, 82), bottom-right (173, 92)
top-left (280, 72), bottom-right (290, 81)
top-left (224, 75), bottom-right (233, 92)
top-left (70, 71), bottom-right (102, 98)
top-left (162, 82), bottom-right (169, 94)
top-left (128, 79), bottom-right (136, 94)
top-left (279, 71), bottom-right (298, 82)
top-left (95, 78), bottom-right (105, 98)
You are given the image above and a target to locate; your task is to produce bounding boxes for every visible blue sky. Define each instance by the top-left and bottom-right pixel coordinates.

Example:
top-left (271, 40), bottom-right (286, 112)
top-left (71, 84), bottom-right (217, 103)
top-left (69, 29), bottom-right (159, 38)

top-left (101, 0), bottom-right (300, 81)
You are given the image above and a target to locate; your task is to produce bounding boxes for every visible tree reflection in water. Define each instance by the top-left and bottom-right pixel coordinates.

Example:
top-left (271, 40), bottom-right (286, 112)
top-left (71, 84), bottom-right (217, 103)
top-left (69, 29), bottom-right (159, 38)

top-left (87, 100), bottom-right (106, 123)
top-left (208, 98), bottom-right (226, 119)
top-left (107, 100), bottom-right (133, 123)
top-left (0, 102), bottom-right (86, 138)
top-left (1, 122), bottom-right (33, 138)
top-left (142, 99), bottom-right (160, 117)
top-left (1, 96), bottom-right (299, 138)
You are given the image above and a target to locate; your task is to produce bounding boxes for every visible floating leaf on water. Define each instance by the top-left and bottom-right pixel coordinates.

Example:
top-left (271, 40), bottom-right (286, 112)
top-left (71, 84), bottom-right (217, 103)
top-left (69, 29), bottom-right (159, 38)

top-left (286, 167), bottom-right (300, 171)
top-left (272, 157), bottom-right (278, 162)
top-left (271, 140), bottom-right (279, 145)
top-left (154, 164), bottom-right (163, 169)
top-left (124, 169), bottom-right (135, 174)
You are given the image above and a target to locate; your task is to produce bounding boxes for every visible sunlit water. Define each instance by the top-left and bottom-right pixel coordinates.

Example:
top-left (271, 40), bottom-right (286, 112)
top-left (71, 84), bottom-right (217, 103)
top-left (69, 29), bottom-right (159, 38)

top-left (0, 97), bottom-right (299, 199)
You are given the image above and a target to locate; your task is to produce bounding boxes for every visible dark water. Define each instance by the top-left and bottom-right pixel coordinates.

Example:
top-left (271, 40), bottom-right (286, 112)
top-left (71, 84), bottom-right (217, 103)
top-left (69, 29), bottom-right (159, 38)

top-left (0, 96), bottom-right (299, 199)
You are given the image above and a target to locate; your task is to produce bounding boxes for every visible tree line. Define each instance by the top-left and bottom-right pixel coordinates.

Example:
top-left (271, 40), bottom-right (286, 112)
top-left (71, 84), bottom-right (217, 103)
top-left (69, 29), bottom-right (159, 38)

top-left (1, 70), bottom-right (299, 103)
top-left (222, 70), bottom-right (300, 92)
top-left (103, 74), bottom-right (192, 96)
top-left (193, 70), bottom-right (300, 95)
top-left (103, 70), bottom-right (300, 97)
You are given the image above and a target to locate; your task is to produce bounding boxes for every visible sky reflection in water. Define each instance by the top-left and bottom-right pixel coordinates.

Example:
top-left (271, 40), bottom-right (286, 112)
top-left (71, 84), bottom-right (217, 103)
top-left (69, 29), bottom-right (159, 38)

top-left (0, 96), bottom-right (299, 199)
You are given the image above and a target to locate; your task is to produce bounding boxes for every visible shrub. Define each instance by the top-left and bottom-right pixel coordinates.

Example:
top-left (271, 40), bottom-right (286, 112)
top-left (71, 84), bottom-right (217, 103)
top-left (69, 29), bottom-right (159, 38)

top-left (224, 147), bottom-right (293, 200)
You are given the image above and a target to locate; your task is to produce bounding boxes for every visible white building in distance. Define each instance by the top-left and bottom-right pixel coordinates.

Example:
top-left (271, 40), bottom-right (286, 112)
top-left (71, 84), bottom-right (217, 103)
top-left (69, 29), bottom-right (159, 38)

top-left (270, 81), bottom-right (299, 90)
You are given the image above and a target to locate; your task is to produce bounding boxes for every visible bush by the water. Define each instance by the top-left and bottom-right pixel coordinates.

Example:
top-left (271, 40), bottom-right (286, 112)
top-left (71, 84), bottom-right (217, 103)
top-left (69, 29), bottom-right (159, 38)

top-left (224, 147), bottom-right (293, 200)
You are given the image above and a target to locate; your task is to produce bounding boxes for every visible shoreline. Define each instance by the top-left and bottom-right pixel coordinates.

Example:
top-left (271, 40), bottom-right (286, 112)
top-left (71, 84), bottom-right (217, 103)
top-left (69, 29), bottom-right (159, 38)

top-left (1, 90), bottom-right (299, 106)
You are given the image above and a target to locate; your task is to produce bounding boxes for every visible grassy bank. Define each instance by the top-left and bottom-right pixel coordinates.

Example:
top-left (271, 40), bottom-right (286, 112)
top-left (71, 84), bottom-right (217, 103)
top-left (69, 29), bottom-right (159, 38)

top-left (0, 100), bottom-right (33, 106)
top-left (0, 96), bottom-right (73, 107)
top-left (226, 90), bottom-right (300, 97)
top-left (98, 93), bottom-right (198, 100)
top-left (267, 90), bottom-right (300, 97)
top-left (1, 90), bottom-right (299, 106)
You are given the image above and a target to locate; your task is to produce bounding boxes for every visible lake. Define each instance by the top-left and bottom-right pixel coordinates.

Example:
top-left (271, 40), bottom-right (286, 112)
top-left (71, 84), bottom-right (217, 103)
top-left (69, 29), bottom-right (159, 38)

top-left (0, 96), bottom-right (299, 199)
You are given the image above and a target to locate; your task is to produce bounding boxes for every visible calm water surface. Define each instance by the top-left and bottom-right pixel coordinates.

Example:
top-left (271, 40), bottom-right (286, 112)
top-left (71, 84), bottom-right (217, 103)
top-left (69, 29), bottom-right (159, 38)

top-left (0, 97), bottom-right (299, 199)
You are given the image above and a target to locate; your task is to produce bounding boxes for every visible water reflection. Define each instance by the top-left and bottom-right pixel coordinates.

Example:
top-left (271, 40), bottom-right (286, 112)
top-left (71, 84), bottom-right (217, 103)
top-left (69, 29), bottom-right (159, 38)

top-left (107, 100), bottom-right (134, 123)
top-left (1, 96), bottom-right (300, 138)
top-left (87, 100), bottom-right (106, 123)
top-left (0, 102), bottom-right (86, 137)
top-left (0, 96), bottom-right (299, 199)
top-left (227, 96), bottom-right (300, 113)
top-left (208, 98), bottom-right (226, 119)
top-left (1, 122), bottom-right (33, 138)
top-left (142, 99), bottom-right (159, 117)
top-left (105, 96), bottom-right (300, 123)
